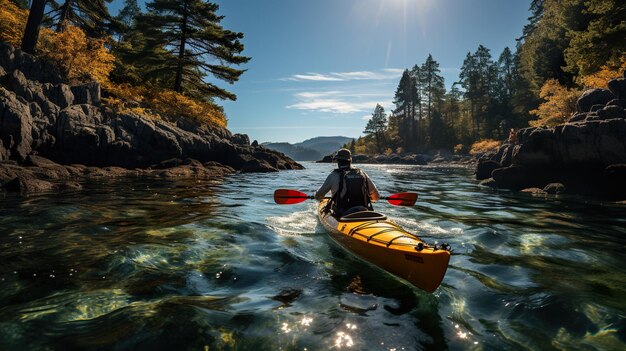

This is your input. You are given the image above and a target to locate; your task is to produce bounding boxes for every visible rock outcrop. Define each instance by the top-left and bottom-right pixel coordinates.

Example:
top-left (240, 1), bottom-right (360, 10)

top-left (476, 73), bottom-right (626, 200)
top-left (0, 43), bottom-right (302, 193)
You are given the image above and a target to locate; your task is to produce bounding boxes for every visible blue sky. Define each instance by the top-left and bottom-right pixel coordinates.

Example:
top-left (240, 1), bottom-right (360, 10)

top-left (111, 0), bottom-right (531, 143)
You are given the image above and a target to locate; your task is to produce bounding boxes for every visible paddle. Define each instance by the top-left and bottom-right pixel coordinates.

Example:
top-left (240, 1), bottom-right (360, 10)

top-left (274, 189), bottom-right (418, 206)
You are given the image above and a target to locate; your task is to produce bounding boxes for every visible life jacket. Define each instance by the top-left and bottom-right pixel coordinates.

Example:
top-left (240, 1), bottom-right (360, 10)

top-left (329, 167), bottom-right (372, 216)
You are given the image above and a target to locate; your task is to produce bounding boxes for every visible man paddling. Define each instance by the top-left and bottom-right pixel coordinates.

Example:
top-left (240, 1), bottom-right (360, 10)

top-left (315, 148), bottom-right (380, 217)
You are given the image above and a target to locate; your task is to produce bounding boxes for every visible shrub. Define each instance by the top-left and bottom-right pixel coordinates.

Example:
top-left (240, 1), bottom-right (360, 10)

top-left (470, 139), bottom-right (501, 155)
top-left (0, 0), bottom-right (28, 46)
top-left (454, 144), bottom-right (467, 155)
top-left (529, 79), bottom-right (581, 127)
top-left (104, 83), bottom-right (227, 128)
top-left (38, 25), bottom-right (115, 84)
top-left (580, 55), bottom-right (626, 89)
top-left (384, 148), bottom-right (393, 156)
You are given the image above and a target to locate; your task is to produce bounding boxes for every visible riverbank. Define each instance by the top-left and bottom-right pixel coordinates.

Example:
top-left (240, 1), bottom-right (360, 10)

top-left (475, 73), bottom-right (626, 200)
top-left (0, 43), bottom-right (302, 194)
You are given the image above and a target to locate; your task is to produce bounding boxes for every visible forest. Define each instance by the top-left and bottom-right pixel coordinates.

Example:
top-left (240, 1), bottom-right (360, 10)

top-left (0, 0), bottom-right (249, 128)
top-left (354, 0), bottom-right (626, 155)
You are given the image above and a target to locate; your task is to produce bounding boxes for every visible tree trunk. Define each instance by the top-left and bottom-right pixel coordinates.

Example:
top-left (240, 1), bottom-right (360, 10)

top-left (174, 0), bottom-right (189, 93)
top-left (57, 0), bottom-right (74, 32)
top-left (21, 0), bottom-right (47, 54)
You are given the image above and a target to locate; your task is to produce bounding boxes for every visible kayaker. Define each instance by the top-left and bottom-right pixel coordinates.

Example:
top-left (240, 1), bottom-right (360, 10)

top-left (315, 148), bottom-right (380, 217)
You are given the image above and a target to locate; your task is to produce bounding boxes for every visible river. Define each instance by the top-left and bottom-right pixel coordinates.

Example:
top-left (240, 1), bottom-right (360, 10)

top-left (1, 162), bottom-right (625, 350)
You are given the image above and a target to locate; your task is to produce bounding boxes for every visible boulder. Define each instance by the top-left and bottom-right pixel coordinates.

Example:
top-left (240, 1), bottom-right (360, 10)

top-left (521, 188), bottom-right (547, 195)
top-left (605, 164), bottom-right (626, 199)
top-left (608, 78), bottom-right (626, 99)
top-left (577, 89), bottom-right (615, 113)
top-left (0, 140), bottom-right (8, 161)
top-left (596, 105), bottom-right (625, 120)
top-left (476, 160), bottom-right (500, 180)
top-left (319, 155), bottom-right (333, 163)
top-left (231, 133), bottom-right (250, 145)
top-left (590, 104), bottom-right (605, 112)
top-left (2, 174), bottom-right (55, 193)
top-left (0, 43), bottom-right (63, 84)
top-left (240, 159), bottom-right (278, 173)
top-left (479, 178), bottom-right (497, 188)
top-left (607, 99), bottom-right (626, 108)
top-left (568, 113), bottom-right (588, 123)
top-left (71, 82), bottom-right (100, 105)
top-left (42, 83), bottom-right (74, 108)
top-left (492, 165), bottom-right (542, 190)
top-left (0, 87), bottom-right (33, 161)
top-left (543, 183), bottom-right (566, 195)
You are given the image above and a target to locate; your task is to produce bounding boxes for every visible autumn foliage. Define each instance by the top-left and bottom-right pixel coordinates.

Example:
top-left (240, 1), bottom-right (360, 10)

top-left (0, 0), bottom-right (28, 47)
top-left (104, 83), bottom-right (227, 128)
top-left (38, 25), bottom-right (115, 84)
top-left (470, 139), bottom-right (501, 155)
top-left (580, 55), bottom-right (626, 89)
top-left (529, 79), bottom-right (581, 127)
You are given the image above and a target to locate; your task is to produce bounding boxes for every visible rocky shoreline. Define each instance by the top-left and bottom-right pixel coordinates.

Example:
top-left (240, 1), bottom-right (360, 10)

top-left (317, 152), bottom-right (476, 167)
top-left (0, 43), bottom-right (302, 194)
top-left (476, 72), bottom-right (626, 200)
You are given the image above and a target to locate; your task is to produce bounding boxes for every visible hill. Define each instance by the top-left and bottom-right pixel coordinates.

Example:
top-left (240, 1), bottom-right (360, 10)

top-left (261, 143), bottom-right (322, 161)
top-left (294, 136), bottom-right (354, 156)
top-left (263, 136), bottom-right (354, 161)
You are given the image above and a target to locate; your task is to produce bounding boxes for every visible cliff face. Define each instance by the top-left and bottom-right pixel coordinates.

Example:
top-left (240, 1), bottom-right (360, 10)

top-left (476, 73), bottom-right (626, 199)
top-left (0, 43), bottom-right (302, 173)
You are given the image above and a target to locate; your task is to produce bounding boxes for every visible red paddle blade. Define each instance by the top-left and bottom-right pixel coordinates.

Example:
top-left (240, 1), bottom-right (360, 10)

top-left (274, 189), bottom-right (311, 204)
top-left (386, 192), bottom-right (418, 206)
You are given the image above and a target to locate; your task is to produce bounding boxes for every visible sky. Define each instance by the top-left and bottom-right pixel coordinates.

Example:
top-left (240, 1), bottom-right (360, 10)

top-left (110, 0), bottom-right (531, 143)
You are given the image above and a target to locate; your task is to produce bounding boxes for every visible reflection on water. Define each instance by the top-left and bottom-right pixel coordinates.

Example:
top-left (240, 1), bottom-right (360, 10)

top-left (1, 163), bottom-right (625, 350)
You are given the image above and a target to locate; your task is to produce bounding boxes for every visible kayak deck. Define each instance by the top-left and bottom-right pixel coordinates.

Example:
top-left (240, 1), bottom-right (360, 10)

top-left (318, 200), bottom-right (450, 293)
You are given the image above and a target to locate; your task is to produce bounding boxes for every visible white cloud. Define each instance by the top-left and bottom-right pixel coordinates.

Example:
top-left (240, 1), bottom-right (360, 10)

top-left (284, 68), bottom-right (403, 82)
top-left (362, 115), bottom-right (371, 121)
top-left (287, 89), bottom-right (392, 114)
top-left (286, 73), bottom-right (344, 82)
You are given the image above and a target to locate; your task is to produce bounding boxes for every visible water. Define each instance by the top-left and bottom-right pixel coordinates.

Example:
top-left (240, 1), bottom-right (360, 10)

top-left (1, 162), bottom-right (625, 350)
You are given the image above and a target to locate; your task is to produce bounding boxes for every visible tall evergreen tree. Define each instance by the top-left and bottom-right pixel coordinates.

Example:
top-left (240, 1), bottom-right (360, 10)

top-left (137, 0), bottom-right (250, 101)
top-left (420, 54), bottom-right (446, 124)
top-left (115, 0), bottom-right (141, 40)
top-left (565, 0), bottom-right (626, 77)
top-left (393, 69), bottom-right (419, 148)
top-left (50, 0), bottom-right (114, 37)
top-left (364, 104), bottom-right (388, 153)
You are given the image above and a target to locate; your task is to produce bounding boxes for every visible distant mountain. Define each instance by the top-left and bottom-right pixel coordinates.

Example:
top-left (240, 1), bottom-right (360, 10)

top-left (262, 136), bottom-right (354, 161)
top-left (294, 136), bottom-right (354, 156)
top-left (261, 142), bottom-right (322, 161)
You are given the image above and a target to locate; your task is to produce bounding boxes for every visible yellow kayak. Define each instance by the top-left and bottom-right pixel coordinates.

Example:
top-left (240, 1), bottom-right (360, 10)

top-left (318, 200), bottom-right (450, 293)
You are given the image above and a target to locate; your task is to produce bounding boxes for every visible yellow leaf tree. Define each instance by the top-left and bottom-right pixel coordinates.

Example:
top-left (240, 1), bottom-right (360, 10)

top-left (38, 25), bottom-right (115, 84)
top-left (0, 0), bottom-right (28, 47)
top-left (529, 79), bottom-right (582, 127)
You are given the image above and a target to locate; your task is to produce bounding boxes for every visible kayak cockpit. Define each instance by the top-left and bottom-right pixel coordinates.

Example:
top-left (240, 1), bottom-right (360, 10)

top-left (338, 211), bottom-right (387, 222)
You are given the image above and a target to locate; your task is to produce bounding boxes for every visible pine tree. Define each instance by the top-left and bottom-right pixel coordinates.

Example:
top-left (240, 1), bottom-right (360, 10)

top-left (115, 0), bottom-right (141, 41)
top-left (420, 54), bottom-right (446, 125)
top-left (364, 104), bottom-right (388, 153)
top-left (50, 0), bottom-right (114, 37)
top-left (565, 0), bottom-right (626, 77)
top-left (393, 70), bottom-right (419, 148)
top-left (136, 0), bottom-right (250, 101)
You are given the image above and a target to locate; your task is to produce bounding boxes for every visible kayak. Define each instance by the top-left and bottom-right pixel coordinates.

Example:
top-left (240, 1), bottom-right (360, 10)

top-left (317, 199), bottom-right (450, 293)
